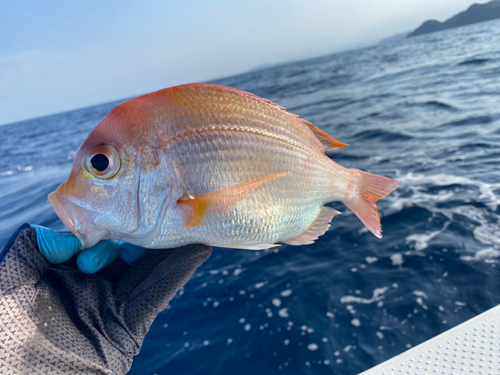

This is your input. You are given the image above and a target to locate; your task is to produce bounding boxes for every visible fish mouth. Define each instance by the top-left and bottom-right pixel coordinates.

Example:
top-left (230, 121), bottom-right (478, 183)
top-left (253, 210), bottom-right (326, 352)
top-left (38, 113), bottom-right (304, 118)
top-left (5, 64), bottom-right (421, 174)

top-left (48, 190), bottom-right (109, 250)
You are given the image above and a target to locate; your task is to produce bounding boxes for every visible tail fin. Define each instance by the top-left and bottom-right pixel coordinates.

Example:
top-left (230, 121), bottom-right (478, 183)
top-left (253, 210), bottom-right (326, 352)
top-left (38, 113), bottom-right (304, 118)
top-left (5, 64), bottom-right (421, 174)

top-left (343, 169), bottom-right (400, 238)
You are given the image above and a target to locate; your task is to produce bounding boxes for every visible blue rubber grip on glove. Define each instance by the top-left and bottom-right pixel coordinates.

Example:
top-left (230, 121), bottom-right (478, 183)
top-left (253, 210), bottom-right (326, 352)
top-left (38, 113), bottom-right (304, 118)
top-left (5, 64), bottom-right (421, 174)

top-left (33, 225), bottom-right (120, 273)
top-left (33, 225), bottom-right (82, 264)
top-left (33, 225), bottom-right (148, 273)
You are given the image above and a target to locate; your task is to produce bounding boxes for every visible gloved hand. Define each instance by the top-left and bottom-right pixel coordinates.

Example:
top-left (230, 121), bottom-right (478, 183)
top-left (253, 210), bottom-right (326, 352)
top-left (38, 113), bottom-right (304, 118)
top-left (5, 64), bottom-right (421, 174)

top-left (32, 225), bottom-right (147, 273)
top-left (0, 224), bottom-right (212, 375)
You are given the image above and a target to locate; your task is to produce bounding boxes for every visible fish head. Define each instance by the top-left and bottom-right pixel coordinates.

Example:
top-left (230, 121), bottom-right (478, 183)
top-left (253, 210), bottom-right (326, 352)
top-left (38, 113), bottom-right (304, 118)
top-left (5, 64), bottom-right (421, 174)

top-left (49, 95), bottom-right (174, 249)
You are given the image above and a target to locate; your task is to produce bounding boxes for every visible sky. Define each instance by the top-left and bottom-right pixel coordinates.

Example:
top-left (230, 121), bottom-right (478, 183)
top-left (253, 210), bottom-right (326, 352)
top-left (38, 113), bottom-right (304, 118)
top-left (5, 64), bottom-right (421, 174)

top-left (0, 0), bottom-right (480, 125)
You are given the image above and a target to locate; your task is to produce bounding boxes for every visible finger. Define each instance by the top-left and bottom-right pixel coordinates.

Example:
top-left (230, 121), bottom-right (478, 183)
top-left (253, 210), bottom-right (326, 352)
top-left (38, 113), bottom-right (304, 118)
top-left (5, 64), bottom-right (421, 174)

top-left (119, 242), bottom-right (148, 265)
top-left (32, 225), bottom-right (81, 264)
top-left (76, 240), bottom-right (120, 274)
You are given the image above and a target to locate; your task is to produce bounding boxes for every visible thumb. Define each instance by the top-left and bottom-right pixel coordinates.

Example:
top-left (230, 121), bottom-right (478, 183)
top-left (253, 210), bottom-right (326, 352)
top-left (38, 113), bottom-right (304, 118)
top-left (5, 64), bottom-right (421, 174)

top-left (77, 240), bottom-right (121, 274)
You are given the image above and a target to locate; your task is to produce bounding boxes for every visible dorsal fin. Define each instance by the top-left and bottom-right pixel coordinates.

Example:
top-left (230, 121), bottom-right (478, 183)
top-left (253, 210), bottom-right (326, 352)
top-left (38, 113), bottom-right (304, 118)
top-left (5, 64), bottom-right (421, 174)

top-left (302, 120), bottom-right (349, 150)
top-left (248, 93), bottom-right (349, 151)
top-left (254, 96), bottom-right (349, 151)
top-left (180, 84), bottom-right (349, 151)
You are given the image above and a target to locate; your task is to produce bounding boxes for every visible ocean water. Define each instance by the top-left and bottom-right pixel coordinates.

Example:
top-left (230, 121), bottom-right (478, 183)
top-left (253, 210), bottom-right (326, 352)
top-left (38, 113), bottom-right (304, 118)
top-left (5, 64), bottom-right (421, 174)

top-left (1, 19), bottom-right (500, 375)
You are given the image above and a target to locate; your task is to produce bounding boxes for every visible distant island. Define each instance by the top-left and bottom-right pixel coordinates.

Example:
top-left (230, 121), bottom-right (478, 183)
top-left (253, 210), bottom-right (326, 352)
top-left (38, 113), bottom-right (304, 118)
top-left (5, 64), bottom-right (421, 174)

top-left (408, 0), bottom-right (500, 37)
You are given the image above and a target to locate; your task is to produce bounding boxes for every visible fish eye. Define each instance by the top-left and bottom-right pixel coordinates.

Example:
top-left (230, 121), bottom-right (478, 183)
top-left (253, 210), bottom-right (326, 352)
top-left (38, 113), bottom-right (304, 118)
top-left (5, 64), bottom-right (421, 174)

top-left (90, 154), bottom-right (109, 172)
top-left (85, 145), bottom-right (120, 179)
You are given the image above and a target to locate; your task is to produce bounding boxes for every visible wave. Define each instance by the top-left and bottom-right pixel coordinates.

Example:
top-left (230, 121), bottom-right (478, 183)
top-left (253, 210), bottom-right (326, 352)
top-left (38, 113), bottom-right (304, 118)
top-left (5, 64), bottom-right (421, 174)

top-left (352, 129), bottom-right (413, 142)
top-left (419, 100), bottom-right (458, 111)
top-left (457, 58), bottom-right (490, 66)
top-left (385, 173), bottom-right (500, 259)
top-left (439, 115), bottom-right (495, 127)
top-left (287, 98), bottom-right (353, 112)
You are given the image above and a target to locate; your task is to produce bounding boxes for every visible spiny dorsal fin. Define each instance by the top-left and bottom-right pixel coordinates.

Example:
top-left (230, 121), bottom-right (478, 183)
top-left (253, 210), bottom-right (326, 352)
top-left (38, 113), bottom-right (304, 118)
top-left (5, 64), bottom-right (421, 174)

top-left (302, 120), bottom-right (349, 150)
top-left (177, 171), bottom-right (290, 228)
top-left (260, 101), bottom-right (349, 151)
top-left (216, 85), bottom-right (349, 151)
top-left (284, 206), bottom-right (341, 246)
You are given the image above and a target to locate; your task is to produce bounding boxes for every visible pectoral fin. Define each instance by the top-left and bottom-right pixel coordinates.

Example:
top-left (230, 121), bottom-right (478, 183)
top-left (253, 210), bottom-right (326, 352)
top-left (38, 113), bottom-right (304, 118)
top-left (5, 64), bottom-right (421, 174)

top-left (177, 171), bottom-right (289, 228)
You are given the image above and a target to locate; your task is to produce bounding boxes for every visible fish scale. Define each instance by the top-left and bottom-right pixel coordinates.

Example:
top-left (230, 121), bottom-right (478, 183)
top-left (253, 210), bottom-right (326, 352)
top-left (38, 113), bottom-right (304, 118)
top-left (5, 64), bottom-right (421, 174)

top-left (48, 83), bottom-right (399, 250)
top-left (161, 124), bottom-right (341, 246)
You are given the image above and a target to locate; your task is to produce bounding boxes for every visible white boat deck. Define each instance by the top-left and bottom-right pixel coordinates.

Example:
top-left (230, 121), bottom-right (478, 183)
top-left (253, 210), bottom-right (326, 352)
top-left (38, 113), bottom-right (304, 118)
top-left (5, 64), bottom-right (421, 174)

top-left (360, 304), bottom-right (500, 375)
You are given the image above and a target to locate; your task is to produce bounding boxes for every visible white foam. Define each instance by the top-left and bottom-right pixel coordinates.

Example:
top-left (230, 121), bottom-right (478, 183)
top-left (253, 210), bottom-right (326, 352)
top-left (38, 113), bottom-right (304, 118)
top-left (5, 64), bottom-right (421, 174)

top-left (244, 324), bottom-right (251, 331)
top-left (280, 289), bottom-right (292, 297)
top-left (351, 318), bottom-right (361, 327)
top-left (406, 223), bottom-right (450, 251)
top-left (272, 298), bottom-right (282, 307)
top-left (365, 256), bottom-right (378, 264)
top-left (387, 173), bottom-right (500, 261)
top-left (307, 343), bottom-right (318, 351)
top-left (233, 268), bottom-right (244, 276)
top-left (416, 297), bottom-right (428, 310)
top-left (341, 287), bottom-right (389, 305)
top-left (473, 225), bottom-right (500, 246)
top-left (413, 291), bottom-right (428, 299)
top-left (326, 311), bottom-right (335, 318)
top-left (255, 282), bottom-right (266, 289)
top-left (393, 173), bottom-right (500, 211)
top-left (0, 170), bottom-right (15, 176)
top-left (390, 254), bottom-right (403, 266)
top-left (284, 339), bottom-right (290, 345)
top-left (460, 248), bottom-right (500, 261)
top-left (278, 308), bottom-right (289, 318)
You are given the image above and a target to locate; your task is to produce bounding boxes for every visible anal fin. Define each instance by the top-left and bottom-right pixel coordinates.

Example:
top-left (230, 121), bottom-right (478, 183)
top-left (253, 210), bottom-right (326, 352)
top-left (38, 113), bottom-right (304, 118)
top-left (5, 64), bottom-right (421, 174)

top-left (177, 171), bottom-right (289, 228)
top-left (284, 206), bottom-right (340, 246)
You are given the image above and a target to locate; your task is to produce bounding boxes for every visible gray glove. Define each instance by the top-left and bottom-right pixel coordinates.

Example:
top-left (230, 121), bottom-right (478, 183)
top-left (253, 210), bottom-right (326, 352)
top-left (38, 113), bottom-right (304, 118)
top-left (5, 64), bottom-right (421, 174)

top-left (0, 225), bottom-right (212, 375)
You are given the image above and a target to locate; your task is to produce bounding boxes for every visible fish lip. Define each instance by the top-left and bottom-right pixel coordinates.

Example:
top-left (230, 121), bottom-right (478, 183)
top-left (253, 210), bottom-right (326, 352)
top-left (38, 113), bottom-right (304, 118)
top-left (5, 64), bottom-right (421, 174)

top-left (48, 190), bottom-right (108, 250)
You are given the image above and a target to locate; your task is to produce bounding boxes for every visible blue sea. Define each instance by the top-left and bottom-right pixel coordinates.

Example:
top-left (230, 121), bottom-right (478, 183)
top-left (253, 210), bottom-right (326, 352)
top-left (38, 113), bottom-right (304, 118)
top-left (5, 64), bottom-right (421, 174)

top-left (1, 20), bottom-right (500, 375)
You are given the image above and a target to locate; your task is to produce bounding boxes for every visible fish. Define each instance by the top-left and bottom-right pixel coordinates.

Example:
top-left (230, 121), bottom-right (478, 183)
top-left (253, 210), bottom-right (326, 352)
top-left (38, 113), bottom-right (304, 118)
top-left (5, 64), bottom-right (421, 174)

top-left (48, 83), bottom-right (400, 250)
